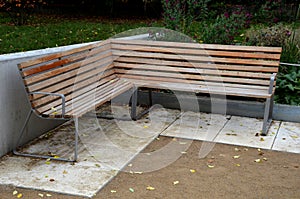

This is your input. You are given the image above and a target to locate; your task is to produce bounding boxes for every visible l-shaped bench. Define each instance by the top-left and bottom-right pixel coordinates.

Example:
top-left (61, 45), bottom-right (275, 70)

top-left (14, 38), bottom-right (282, 161)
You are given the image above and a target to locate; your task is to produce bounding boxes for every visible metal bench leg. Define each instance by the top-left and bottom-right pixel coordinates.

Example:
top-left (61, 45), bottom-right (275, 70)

top-left (131, 86), bottom-right (138, 120)
top-left (130, 87), bottom-right (154, 121)
top-left (262, 95), bottom-right (274, 136)
top-left (13, 111), bottom-right (78, 162)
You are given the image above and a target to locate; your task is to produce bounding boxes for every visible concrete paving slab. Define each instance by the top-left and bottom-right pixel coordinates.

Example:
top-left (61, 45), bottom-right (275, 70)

top-left (0, 105), bottom-right (180, 198)
top-left (272, 122), bottom-right (300, 153)
top-left (214, 116), bottom-right (280, 149)
top-left (161, 111), bottom-right (228, 141)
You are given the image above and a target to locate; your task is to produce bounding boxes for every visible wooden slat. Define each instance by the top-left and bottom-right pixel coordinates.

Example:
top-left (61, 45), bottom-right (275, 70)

top-left (18, 40), bottom-right (110, 69)
top-left (115, 69), bottom-right (270, 86)
top-left (35, 74), bottom-right (119, 114)
top-left (31, 70), bottom-right (115, 110)
top-left (22, 44), bottom-right (111, 77)
top-left (117, 74), bottom-right (273, 92)
top-left (27, 59), bottom-right (114, 93)
top-left (114, 57), bottom-right (278, 73)
top-left (121, 78), bottom-right (272, 98)
top-left (25, 51), bottom-right (113, 85)
top-left (114, 62), bottom-right (272, 79)
top-left (113, 50), bottom-right (279, 67)
top-left (111, 39), bottom-right (282, 53)
top-left (111, 44), bottom-right (281, 60)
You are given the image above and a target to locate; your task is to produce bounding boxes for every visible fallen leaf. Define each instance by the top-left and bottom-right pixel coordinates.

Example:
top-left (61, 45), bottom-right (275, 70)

top-left (13, 190), bottom-right (18, 195)
top-left (173, 181), bottom-right (179, 185)
top-left (190, 169), bottom-right (196, 173)
top-left (236, 164), bottom-right (241, 167)
top-left (49, 179), bottom-right (55, 182)
top-left (234, 148), bottom-right (240, 152)
top-left (63, 170), bottom-right (68, 175)
top-left (255, 133), bottom-right (259, 136)
top-left (17, 193), bottom-right (23, 198)
top-left (226, 133), bottom-right (237, 136)
top-left (95, 164), bottom-right (101, 167)
top-left (257, 148), bottom-right (261, 152)
top-left (207, 159), bottom-right (214, 163)
top-left (219, 154), bottom-right (225, 157)
top-left (129, 188), bottom-right (135, 192)
top-left (260, 137), bottom-right (265, 141)
top-left (254, 159), bottom-right (261, 163)
top-left (291, 135), bottom-right (299, 139)
top-left (263, 157), bottom-right (268, 161)
top-left (207, 164), bottom-right (215, 168)
top-left (243, 148), bottom-right (249, 151)
top-left (53, 155), bottom-right (60, 159)
top-left (179, 142), bottom-right (187, 145)
top-left (45, 159), bottom-right (51, 165)
top-left (143, 125), bottom-right (149, 128)
top-left (233, 155), bottom-right (240, 159)
top-left (46, 194), bottom-right (52, 197)
top-left (146, 186), bottom-right (155, 191)
top-left (172, 138), bottom-right (177, 141)
top-left (110, 190), bottom-right (117, 193)
top-left (128, 164), bottom-right (133, 167)
top-left (38, 193), bottom-right (44, 197)
top-left (134, 171), bottom-right (143, 174)
top-left (156, 137), bottom-right (160, 140)
top-left (181, 151), bottom-right (187, 154)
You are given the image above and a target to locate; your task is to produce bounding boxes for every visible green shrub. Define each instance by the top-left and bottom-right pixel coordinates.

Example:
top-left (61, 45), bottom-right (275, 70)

top-left (198, 6), bottom-right (249, 44)
top-left (245, 23), bottom-right (292, 47)
top-left (161, 0), bottom-right (210, 34)
top-left (275, 66), bottom-right (300, 106)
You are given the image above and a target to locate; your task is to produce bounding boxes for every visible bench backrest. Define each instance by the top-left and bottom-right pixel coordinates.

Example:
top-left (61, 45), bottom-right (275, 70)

top-left (111, 39), bottom-right (282, 97)
top-left (18, 40), bottom-right (115, 116)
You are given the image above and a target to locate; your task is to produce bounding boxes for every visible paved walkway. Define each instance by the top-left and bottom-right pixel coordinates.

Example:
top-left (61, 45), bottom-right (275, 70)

top-left (0, 105), bottom-right (299, 198)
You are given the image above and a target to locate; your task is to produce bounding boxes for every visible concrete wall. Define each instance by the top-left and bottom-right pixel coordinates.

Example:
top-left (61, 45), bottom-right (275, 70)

top-left (0, 42), bottom-right (99, 157)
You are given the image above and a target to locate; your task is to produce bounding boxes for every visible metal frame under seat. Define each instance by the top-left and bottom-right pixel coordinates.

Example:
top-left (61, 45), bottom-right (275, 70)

top-left (13, 91), bottom-right (79, 162)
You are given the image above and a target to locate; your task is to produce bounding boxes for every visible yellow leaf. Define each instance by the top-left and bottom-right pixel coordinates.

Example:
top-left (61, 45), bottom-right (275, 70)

top-left (63, 170), bottom-right (68, 175)
top-left (146, 186), bottom-right (155, 191)
top-left (17, 193), bottom-right (23, 198)
top-left (233, 155), bottom-right (240, 159)
top-left (13, 190), bottom-right (18, 195)
top-left (181, 151), bottom-right (187, 154)
top-left (236, 164), bottom-right (241, 167)
top-left (260, 137), bottom-right (265, 141)
top-left (143, 125), bottom-right (149, 128)
top-left (254, 159), bottom-right (261, 163)
top-left (53, 155), bottom-right (59, 159)
top-left (129, 188), bottom-right (134, 192)
top-left (234, 148), bottom-right (240, 152)
top-left (190, 169), bottom-right (196, 173)
top-left (38, 193), bottom-right (44, 197)
top-left (110, 190), bottom-right (117, 193)
top-left (291, 135), bottom-right (299, 139)
top-left (207, 164), bottom-right (215, 168)
top-left (173, 181), bottom-right (179, 185)
top-left (263, 157), bottom-right (268, 161)
top-left (134, 171), bottom-right (143, 174)
top-left (46, 194), bottom-right (52, 197)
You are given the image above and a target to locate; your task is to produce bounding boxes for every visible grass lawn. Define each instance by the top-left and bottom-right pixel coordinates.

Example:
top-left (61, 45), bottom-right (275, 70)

top-left (0, 14), bottom-right (161, 54)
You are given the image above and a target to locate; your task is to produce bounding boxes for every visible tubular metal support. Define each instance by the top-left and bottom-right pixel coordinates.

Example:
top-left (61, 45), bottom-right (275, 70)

top-left (261, 73), bottom-right (276, 136)
top-left (30, 91), bottom-right (66, 116)
top-left (13, 109), bottom-right (77, 162)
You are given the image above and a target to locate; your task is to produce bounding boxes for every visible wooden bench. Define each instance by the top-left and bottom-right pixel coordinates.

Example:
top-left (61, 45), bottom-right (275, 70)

top-left (111, 39), bottom-right (281, 135)
top-left (14, 40), bottom-right (134, 162)
top-left (14, 38), bottom-right (282, 162)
